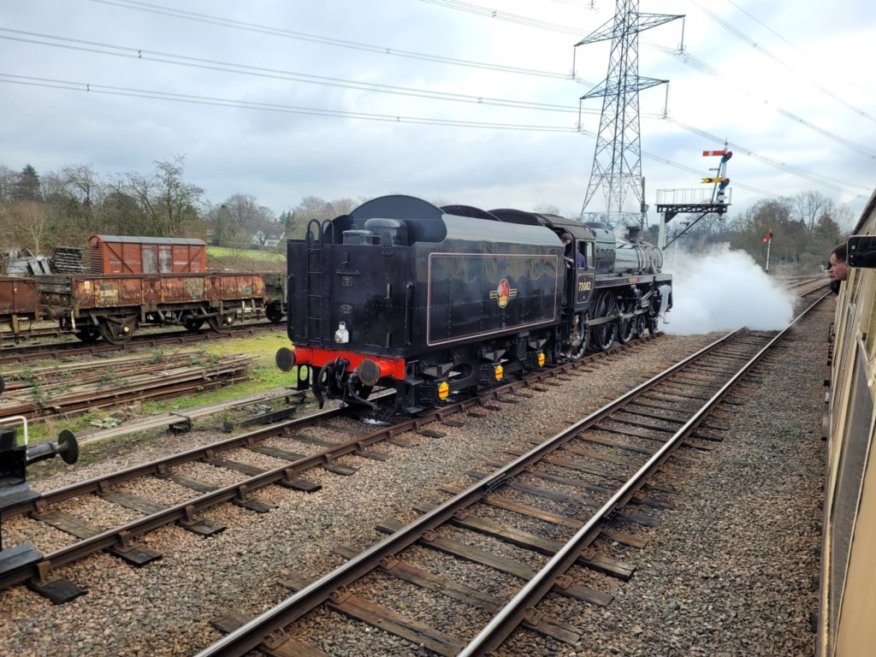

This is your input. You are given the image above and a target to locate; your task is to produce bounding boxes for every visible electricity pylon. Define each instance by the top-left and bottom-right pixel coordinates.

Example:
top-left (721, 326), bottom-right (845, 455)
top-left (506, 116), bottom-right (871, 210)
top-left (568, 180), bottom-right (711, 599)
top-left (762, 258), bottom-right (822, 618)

top-left (576, 0), bottom-right (681, 228)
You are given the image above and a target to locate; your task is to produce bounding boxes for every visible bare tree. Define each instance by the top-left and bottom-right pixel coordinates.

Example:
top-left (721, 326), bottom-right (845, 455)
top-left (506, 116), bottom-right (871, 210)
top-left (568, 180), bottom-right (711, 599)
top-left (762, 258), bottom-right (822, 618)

top-left (0, 165), bottom-right (17, 202)
top-left (727, 198), bottom-right (793, 257)
top-left (62, 164), bottom-right (102, 207)
top-left (0, 204), bottom-right (15, 251)
top-left (101, 181), bottom-right (148, 234)
top-left (219, 194), bottom-right (276, 247)
top-left (287, 196), bottom-right (365, 239)
top-left (830, 203), bottom-right (857, 232)
top-left (7, 201), bottom-right (54, 254)
top-left (790, 191), bottom-right (833, 230)
top-left (53, 164), bottom-right (105, 234)
top-left (123, 156), bottom-right (203, 236)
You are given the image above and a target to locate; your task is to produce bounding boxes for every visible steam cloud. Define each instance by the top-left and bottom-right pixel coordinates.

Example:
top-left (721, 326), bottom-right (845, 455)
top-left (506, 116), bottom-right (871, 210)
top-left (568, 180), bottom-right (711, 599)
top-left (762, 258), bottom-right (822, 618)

top-left (660, 243), bottom-right (796, 335)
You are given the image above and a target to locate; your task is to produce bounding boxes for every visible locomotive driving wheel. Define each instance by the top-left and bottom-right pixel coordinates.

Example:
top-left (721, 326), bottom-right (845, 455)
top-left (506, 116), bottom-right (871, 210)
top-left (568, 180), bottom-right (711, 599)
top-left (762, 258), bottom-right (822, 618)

top-left (633, 313), bottom-right (647, 338)
top-left (617, 299), bottom-right (636, 344)
top-left (98, 316), bottom-right (138, 344)
top-left (591, 292), bottom-right (618, 351)
top-left (565, 312), bottom-right (590, 361)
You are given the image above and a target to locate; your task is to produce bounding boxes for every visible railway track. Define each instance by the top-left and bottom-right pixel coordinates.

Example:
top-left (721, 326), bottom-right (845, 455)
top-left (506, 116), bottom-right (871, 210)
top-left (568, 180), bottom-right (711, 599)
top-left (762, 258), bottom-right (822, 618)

top-left (0, 321), bottom-right (282, 366)
top-left (0, 334), bottom-right (657, 602)
top-left (193, 292), bottom-right (831, 657)
top-left (787, 274), bottom-right (830, 297)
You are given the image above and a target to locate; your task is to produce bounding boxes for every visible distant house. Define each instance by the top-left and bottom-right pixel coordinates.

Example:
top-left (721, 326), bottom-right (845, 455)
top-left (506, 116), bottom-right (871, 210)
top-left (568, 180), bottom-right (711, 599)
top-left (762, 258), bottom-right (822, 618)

top-left (250, 230), bottom-right (285, 249)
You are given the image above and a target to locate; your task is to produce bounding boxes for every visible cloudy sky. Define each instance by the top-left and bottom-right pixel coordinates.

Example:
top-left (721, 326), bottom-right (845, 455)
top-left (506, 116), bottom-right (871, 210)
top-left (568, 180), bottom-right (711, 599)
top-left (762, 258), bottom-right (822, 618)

top-left (2, 0), bottom-right (875, 224)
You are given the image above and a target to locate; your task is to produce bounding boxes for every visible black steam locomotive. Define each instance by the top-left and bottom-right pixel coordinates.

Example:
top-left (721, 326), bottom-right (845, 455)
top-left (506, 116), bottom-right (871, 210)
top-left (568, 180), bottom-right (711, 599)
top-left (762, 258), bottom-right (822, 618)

top-left (276, 195), bottom-right (671, 413)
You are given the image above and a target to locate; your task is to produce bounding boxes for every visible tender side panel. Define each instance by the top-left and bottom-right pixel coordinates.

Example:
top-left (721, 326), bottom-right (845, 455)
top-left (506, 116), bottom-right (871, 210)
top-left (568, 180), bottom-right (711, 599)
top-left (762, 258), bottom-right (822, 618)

top-left (426, 252), bottom-right (560, 346)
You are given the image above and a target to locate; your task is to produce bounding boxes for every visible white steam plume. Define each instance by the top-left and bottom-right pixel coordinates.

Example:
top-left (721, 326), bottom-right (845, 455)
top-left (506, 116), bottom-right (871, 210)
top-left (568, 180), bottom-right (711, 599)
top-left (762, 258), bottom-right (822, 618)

top-left (660, 243), bottom-right (795, 335)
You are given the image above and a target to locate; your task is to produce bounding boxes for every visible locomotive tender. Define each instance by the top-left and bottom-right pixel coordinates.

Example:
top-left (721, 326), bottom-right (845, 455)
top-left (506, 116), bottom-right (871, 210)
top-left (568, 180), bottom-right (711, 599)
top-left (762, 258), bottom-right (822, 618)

top-left (276, 195), bottom-right (672, 413)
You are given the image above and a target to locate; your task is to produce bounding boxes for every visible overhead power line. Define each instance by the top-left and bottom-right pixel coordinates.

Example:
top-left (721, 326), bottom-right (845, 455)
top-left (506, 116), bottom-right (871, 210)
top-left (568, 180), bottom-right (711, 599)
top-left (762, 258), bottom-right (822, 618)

top-left (0, 73), bottom-right (581, 132)
top-left (418, 0), bottom-right (876, 149)
top-left (418, 0), bottom-right (586, 35)
top-left (663, 116), bottom-right (871, 194)
top-left (88, 0), bottom-right (876, 166)
top-left (0, 28), bottom-right (589, 116)
top-left (88, 0), bottom-right (572, 80)
top-left (1, 71), bottom-right (867, 199)
top-left (650, 43), bottom-right (876, 161)
top-left (5, 2), bottom-right (871, 201)
top-left (689, 0), bottom-right (876, 125)
top-left (723, 0), bottom-right (804, 53)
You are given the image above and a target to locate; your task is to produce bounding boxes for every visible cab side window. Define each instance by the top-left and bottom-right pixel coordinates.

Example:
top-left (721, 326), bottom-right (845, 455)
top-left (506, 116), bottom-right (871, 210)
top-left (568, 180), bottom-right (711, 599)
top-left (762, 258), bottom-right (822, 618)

top-left (582, 242), bottom-right (593, 269)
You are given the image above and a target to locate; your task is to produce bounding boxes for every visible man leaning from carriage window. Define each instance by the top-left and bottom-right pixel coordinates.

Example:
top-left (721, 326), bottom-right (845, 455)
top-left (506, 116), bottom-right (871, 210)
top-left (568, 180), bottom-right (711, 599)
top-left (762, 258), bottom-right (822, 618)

top-left (828, 242), bottom-right (849, 295)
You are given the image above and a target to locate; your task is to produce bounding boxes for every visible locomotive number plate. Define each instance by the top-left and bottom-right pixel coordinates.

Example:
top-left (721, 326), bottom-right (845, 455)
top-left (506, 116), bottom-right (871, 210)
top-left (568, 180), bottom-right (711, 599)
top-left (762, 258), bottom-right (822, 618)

top-left (339, 304), bottom-right (352, 314)
top-left (578, 280), bottom-right (592, 292)
top-left (341, 275), bottom-right (353, 287)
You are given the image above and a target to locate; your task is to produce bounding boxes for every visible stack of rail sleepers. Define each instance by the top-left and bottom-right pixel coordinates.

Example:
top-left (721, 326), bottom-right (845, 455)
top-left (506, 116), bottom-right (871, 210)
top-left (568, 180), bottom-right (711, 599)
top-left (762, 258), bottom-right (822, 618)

top-left (0, 350), bottom-right (253, 419)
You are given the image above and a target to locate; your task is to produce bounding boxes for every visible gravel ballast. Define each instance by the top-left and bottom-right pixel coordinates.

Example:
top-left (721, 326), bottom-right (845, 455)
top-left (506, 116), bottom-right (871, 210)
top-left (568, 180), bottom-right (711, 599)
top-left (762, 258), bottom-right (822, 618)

top-left (0, 318), bottom-right (828, 656)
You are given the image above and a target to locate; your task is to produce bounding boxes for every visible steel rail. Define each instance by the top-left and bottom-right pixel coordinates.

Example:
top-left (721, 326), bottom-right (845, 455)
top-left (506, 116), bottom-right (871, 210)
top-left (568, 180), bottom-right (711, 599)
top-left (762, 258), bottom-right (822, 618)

top-left (2, 332), bottom-right (645, 520)
top-left (192, 328), bottom-right (750, 657)
top-left (458, 292), bottom-right (830, 655)
top-left (0, 391), bottom-right (494, 590)
top-left (1, 406), bottom-right (348, 521)
top-left (0, 333), bottom-right (655, 594)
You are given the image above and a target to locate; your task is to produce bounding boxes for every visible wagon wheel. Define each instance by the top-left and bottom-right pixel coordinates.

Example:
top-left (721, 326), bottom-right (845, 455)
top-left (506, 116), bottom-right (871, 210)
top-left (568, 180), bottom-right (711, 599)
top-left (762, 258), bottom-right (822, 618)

top-left (75, 326), bottom-right (101, 344)
top-left (591, 293), bottom-right (618, 351)
top-left (182, 313), bottom-right (205, 332)
top-left (207, 313), bottom-right (236, 332)
top-left (266, 301), bottom-right (285, 325)
top-left (617, 300), bottom-right (636, 344)
top-left (98, 316), bottom-right (138, 344)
